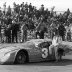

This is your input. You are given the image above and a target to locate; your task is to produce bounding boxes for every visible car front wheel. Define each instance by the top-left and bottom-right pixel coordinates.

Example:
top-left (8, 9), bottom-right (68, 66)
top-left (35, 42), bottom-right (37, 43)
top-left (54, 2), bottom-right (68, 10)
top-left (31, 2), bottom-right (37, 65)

top-left (15, 51), bottom-right (26, 64)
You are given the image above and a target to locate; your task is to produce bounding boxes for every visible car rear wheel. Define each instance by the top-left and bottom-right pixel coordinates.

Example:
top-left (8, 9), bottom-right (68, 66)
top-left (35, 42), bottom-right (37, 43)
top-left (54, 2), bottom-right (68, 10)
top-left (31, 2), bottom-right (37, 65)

top-left (15, 51), bottom-right (27, 64)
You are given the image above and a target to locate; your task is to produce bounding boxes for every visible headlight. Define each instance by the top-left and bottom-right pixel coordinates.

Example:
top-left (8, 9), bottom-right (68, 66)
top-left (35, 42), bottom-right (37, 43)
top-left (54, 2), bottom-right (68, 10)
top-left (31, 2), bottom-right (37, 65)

top-left (0, 48), bottom-right (9, 53)
top-left (0, 53), bottom-right (10, 62)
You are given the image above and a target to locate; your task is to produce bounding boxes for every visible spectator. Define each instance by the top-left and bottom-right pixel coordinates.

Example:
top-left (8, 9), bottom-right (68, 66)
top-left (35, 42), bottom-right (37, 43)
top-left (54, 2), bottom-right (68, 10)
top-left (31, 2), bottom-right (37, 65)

top-left (22, 23), bottom-right (28, 42)
top-left (11, 21), bottom-right (20, 43)
top-left (5, 24), bottom-right (11, 43)
top-left (67, 29), bottom-right (71, 41)
top-left (58, 23), bottom-right (66, 41)
top-left (0, 21), bottom-right (1, 43)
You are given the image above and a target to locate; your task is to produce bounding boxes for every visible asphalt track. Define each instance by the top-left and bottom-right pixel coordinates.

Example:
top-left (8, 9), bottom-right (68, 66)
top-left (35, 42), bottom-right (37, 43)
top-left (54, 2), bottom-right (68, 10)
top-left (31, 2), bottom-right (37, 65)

top-left (0, 59), bottom-right (72, 72)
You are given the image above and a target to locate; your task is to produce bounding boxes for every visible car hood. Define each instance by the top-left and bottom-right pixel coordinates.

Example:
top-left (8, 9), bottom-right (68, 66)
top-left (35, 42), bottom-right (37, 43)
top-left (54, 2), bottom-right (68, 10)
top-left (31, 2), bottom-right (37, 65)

top-left (0, 43), bottom-right (31, 52)
top-left (0, 43), bottom-right (32, 58)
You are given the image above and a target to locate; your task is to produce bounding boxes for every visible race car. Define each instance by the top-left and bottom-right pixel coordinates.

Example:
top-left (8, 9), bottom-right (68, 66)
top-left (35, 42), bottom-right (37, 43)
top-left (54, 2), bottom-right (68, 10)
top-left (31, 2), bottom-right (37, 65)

top-left (0, 39), bottom-right (56, 64)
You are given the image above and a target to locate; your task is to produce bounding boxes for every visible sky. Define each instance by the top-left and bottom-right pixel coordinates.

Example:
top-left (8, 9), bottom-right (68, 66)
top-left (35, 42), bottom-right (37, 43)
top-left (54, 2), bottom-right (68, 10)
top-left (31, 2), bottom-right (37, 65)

top-left (0, 0), bottom-right (72, 12)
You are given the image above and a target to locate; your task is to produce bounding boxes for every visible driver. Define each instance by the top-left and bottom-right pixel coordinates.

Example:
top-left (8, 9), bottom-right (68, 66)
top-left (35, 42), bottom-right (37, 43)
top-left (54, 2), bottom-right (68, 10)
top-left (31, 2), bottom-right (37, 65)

top-left (49, 34), bottom-right (62, 62)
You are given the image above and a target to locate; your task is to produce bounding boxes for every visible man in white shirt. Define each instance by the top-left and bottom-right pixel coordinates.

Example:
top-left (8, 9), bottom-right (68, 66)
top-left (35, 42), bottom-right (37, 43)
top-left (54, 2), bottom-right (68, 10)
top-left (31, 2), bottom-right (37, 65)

top-left (49, 35), bottom-right (62, 61)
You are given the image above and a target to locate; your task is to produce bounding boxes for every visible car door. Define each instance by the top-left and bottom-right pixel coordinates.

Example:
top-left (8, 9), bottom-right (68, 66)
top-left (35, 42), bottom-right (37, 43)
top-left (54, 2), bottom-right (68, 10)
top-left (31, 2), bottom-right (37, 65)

top-left (37, 41), bottom-right (52, 61)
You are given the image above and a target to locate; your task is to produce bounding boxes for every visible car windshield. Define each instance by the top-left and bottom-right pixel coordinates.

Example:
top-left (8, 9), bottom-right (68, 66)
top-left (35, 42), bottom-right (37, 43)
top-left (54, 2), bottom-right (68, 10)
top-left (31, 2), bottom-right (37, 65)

top-left (23, 41), bottom-right (34, 47)
top-left (33, 40), bottom-right (44, 47)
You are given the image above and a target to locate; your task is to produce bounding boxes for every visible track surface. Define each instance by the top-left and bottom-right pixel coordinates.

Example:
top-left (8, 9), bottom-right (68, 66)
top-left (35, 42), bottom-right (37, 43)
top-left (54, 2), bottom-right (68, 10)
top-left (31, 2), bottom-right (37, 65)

top-left (0, 59), bottom-right (72, 72)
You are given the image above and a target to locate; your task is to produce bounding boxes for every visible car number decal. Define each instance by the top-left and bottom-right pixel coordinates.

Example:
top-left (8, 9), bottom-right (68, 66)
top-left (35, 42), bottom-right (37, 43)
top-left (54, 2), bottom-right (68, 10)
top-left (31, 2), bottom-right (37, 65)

top-left (42, 48), bottom-right (48, 58)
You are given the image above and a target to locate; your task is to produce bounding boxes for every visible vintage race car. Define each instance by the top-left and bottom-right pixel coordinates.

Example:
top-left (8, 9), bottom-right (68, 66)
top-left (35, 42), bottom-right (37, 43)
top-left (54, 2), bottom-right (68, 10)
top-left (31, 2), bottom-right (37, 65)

top-left (0, 39), bottom-right (57, 64)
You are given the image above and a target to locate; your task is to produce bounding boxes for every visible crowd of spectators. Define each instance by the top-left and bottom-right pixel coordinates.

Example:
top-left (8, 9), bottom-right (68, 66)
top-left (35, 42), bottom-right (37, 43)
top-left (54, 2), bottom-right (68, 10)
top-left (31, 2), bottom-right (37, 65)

top-left (0, 2), bottom-right (72, 43)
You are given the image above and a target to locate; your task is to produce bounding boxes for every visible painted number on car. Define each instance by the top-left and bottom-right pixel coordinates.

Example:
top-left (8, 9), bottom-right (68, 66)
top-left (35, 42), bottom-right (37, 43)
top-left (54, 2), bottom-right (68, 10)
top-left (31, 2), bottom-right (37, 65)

top-left (42, 48), bottom-right (48, 58)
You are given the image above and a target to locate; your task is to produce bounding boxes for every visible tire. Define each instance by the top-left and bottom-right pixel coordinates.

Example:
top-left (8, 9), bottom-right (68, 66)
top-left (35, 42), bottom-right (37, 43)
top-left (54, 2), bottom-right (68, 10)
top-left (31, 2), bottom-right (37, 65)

top-left (15, 51), bottom-right (27, 64)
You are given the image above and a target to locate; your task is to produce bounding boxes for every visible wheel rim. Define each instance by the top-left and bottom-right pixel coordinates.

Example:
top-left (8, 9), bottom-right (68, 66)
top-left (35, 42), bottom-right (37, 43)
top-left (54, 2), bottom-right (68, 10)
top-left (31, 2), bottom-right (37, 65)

top-left (16, 52), bottom-right (26, 64)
